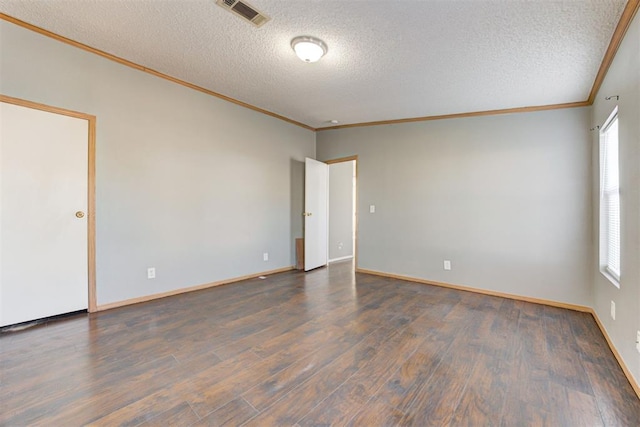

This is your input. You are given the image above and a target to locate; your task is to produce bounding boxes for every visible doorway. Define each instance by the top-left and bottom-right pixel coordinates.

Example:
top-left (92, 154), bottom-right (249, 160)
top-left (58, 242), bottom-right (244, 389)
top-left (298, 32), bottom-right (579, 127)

top-left (302, 156), bottom-right (358, 271)
top-left (327, 156), bottom-right (357, 265)
top-left (0, 95), bottom-right (96, 326)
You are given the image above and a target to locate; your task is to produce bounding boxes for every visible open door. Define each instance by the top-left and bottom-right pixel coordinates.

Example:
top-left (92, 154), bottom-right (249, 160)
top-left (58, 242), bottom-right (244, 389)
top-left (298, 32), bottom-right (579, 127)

top-left (304, 158), bottom-right (328, 271)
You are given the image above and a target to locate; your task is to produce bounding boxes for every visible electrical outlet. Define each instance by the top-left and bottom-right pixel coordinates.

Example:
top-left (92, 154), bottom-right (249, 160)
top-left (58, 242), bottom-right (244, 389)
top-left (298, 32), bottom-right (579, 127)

top-left (369, 205), bottom-right (375, 213)
top-left (147, 267), bottom-right (156, 279)
top-left (636, 330), bottom-right (640, 353)
top-left (443, 260), bottom-right (451, 270)
top-left (263, 252), bottom-right (269, 261)
top-left (610, 301), bottom-right (615, 320)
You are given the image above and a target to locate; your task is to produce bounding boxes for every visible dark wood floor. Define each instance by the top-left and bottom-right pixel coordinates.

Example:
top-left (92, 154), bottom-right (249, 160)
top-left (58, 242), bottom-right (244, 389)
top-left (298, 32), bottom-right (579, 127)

top-left (2, 261), bottom-right (640, 426)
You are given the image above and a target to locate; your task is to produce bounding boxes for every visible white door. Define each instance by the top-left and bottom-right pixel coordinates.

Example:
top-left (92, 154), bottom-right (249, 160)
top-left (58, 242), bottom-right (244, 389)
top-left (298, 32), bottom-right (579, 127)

top-left (0, 101), bottom-right (89, 326)
top-left (304, 158), bottom-right (328, 271)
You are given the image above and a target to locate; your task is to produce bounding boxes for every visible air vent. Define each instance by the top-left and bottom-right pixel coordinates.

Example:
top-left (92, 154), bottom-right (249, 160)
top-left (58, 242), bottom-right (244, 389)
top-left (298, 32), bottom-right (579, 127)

top-left (215, 0), bottom-right (270, 27)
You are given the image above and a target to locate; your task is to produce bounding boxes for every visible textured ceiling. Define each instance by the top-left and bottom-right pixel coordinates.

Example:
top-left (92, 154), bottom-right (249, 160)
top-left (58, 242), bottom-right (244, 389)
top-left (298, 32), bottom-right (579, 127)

top-left (0, 0), bottom-right (628, 129)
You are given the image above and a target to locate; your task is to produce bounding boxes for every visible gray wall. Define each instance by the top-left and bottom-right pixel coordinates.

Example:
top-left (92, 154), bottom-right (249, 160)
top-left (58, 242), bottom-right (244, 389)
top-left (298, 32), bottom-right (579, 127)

top-left (317, 107), bottom-right (592, 307)
top-left (328, 161), bottom-right (354, 261)
top-left (591, 10), bottom-right (640, 385)
top-left (0, 20), bottom-right (315, 306)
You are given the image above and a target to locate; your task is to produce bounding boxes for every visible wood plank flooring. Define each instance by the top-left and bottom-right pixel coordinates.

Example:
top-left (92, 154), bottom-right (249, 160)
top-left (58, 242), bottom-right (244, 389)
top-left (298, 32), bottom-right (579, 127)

top-left (1, 261), bottom-right (639, 426)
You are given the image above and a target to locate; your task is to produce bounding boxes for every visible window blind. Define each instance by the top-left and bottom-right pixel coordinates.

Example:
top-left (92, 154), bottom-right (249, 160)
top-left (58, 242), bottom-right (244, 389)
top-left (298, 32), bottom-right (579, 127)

top-left (600, 112), bottom-right (620, 281)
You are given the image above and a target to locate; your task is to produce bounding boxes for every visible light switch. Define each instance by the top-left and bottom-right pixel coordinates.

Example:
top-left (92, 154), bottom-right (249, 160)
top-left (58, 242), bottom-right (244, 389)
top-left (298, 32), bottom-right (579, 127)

top-left (370, 205), bottom-right (375, 213)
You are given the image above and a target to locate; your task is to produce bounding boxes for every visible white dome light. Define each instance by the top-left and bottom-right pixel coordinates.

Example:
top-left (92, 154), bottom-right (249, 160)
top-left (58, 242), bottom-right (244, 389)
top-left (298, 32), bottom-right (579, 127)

top-left (291, 36), bottom-right (327, 63)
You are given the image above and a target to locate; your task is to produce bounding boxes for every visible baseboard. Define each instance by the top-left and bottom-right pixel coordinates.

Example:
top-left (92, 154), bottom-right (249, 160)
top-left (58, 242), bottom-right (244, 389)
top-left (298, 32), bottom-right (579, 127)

top-left (328, 255), bottom-right (354, 263)
top-left (356, 267), bottom-right (640, 399)
top-left (356, 268), bottom-right (591, 312)
top-left (589, 309), bottom-right (640, 400)
top-left (96, 266), bottom-right (294, 311)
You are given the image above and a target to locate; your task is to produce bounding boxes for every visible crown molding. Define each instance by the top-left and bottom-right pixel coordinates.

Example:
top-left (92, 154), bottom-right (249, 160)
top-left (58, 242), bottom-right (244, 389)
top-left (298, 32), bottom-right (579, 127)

top-left (0, 13), bottom-right (315, 132)
top-left (317, 101), bottom-right (590, 131)
top-left (588, 0), bottom-right (640, 104)
top-left (3, 0), bottom-right (639, 132)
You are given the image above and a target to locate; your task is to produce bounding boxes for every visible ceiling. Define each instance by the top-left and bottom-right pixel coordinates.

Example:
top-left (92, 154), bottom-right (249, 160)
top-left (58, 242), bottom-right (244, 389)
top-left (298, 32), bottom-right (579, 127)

top-left (0, 0), bottom-right (630, 129)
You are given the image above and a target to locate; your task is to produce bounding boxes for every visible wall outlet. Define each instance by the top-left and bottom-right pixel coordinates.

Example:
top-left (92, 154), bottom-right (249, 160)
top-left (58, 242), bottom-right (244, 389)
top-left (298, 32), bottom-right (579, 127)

top-left (147, 267), bottom-right (156, 279)
top-left (263, 252), bottom-right (269, 261)
top-left (636, 330), bottom-right (640, 353)
top-left (443, 260), bottom-right (451, 271)
top-left (610, 300), bottom-right (616, 320)
top-left (369, 205), bottom-right (375, 213)
top-left (338, 242), bottom-right (343, 250)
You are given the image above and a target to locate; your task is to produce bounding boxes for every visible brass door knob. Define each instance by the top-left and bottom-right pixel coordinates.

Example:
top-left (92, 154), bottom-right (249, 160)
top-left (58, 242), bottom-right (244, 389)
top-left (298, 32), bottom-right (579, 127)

top-left (75, 211), bottom-right (85, 218)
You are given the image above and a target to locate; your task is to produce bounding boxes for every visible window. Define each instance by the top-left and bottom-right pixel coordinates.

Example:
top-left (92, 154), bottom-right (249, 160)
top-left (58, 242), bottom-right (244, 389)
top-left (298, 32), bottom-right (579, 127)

top-left (599, 107), bottom-right (620, 286)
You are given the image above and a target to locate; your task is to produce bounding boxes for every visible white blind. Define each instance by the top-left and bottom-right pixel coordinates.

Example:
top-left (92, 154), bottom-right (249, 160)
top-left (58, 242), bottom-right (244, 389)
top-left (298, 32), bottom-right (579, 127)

top-left (600, 112), bottom-right (620, 281)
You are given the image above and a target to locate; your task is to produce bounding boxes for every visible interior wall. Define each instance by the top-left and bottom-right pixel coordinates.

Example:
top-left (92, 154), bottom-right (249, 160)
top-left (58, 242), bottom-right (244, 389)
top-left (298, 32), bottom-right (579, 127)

top-left (317, 107), bottom-right (592, 307)
top-left (0, 20), bottom-right (315, 306)
top-left (328, 161), bottom-right (354, 261)
top-left (591, 10), bottom-right (640, 385)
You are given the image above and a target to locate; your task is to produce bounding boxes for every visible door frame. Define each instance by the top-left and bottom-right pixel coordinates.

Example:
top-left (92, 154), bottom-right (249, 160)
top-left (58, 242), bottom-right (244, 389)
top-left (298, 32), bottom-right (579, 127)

top-left (325, 155), bottom-right (358, 269)
top-left (1, 94), bottom-right (97, 312)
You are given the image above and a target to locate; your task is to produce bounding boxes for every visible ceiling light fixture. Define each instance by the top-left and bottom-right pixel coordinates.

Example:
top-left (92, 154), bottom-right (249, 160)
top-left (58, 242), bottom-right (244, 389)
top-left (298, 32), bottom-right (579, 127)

top-left (291, 36), bottom-right (327, 63)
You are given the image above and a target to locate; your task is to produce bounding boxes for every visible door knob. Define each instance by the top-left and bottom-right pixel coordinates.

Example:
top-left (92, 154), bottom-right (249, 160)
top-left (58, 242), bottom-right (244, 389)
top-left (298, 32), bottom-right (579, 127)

top-left (75, 211), bottom-right (85, 218)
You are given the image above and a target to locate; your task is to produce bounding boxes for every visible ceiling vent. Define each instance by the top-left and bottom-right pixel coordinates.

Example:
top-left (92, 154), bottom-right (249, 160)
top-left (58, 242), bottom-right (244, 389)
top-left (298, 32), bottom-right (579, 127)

top-left (215, 0), bottom-right (270, 27)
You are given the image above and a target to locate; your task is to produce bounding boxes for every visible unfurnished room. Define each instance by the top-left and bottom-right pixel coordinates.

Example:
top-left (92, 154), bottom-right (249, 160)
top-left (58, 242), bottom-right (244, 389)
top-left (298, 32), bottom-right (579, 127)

top-left (1, 0), bottom-right (640, 425)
